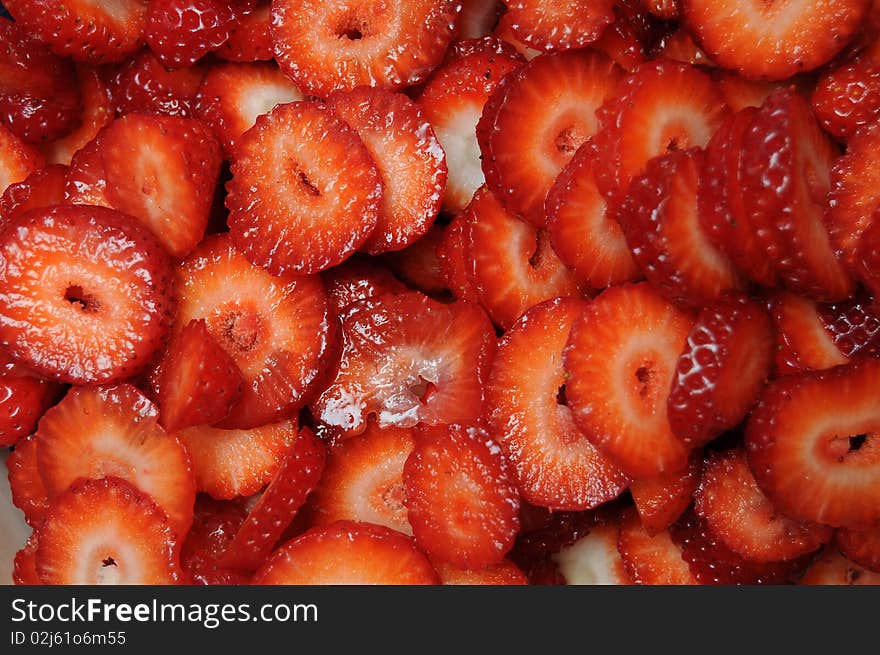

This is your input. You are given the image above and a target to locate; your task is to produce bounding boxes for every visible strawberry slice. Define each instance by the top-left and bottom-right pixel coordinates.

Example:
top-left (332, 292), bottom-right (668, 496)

top-left (218, 427), bottom-right (326, 571)
top-left (0, 369), bottom-right (61, 447)
top-left (382, 224), bottom-right (448, 296)
top-left (108, 49), bottom-right (205, 118)
top-left (0, 205), bottom-right (173, 384)
top-left (311, 423), bottom-right (415, 536)
top-left (835, 527), bottom-right (880, 572)
top-left (714, 73), bottom-right (788, 113)
top-left (857, 212), bottom-right (880, 298)
top-left (227, 100), bottom-right (381, 275)
top-left (456, 0), bottom-right (503, 40)
top-left (67, 113), bottom-right (222, 259)
top-left (493, 11), bottom-right (542, 61)
top-left (746, 357), bottom-right (880, 528)
top-left (434, 558), bottom-right (528, 585)
top-left (0, 164), bottom-right (68, 224)
top-left (7, 434), bottom-right (50, 527)
top-left (545, 139), bottom-right (641, 290)
top-left (157, 318), bottom-right (245, 433)
top-left (551, 521), bottom-right (631, 585)
top-left (682, 0), bottom-right (869, 80)
top-left (4, 0), bottom-right (147, 64)
top-left (617, 508), bottom-right (697, 585)
top-left (417, 43), bottom-right (523, 213)
top-left (641, 0), bottom-right (679, 19)
top-left (667, 293), bottom-right (774, 446)
top-left (178, 419), bottom-right (298, 500)
top-left (654, 29), bottom-right (713, 68)
top-left (195, 61), bottom-right (304, 157)
top-left (271, 0), bottom-right (460, 98)
top-left (695, 448), bottom-right (832, 562)
top-left (462, 186), bottom-right (582, 329)
top-left (252, 520), bottom-right (439, 585)
top-left (321, 257), bottom-right (407, 314)
top-left (486, 298), bottom-right (629, 510)
top-left (477, 49), bottom-right (623, 226)
top-left (174, 235), bottom-right (333, 429)
top-left (437, 214), bottom-right (480, 302)
top-left (144, 0), bottom-right (239, 68)
top-left (181, 497), bottom-right (249, 585)
top-left (618, 148), bottom-right (743, 307)
top-left (0, 123), bottom-right (43, 193)
top-left (799, 549), bottom-right (880, 585)
top-left (816, 295), bottom-right (880, 359)
top-left (564, 283), bottom-right (694, 479)
top-left (314, 291), bottom-right (496, 436)
top-left (36, 384), bottom-right (195, 534)
top-left (404, 423), bottom-right (520, 568)
top-left (501, 0), bottom-right (616, 53)
top-left (629, 452), bottom-right (701, 534)
top-left (813, 43), bottom-right (880, 140)
top-left (217, 1), bottom-right (273, 62)
top-left (13, 534), bottom-right (40, 585)
top-left (35, 477), bottom-right (184, 584)
top-left (328, 87), bottom-right (446, 255)
top-left (768, 291), bottom-right (850, 375)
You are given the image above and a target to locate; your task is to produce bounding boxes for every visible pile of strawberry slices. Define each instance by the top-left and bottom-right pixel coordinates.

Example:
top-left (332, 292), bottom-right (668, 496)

top-left (2, 0), bottom-right (880, 586)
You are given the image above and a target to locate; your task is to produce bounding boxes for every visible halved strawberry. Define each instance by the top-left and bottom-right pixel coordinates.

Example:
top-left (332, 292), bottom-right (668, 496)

top-left (321, 257), bottom-right (407, 314)
top-left (813, 43), bottom-right (880, 140)
top-left (0, 369), bottom-right (61, 447)
top-left (695, 448), bottom-right (832, 562)
top-left (462, 186), bottom-right (582, 329)
top-left (181, 497), bottom-right (249, 584)
top-left (434, 558), bottom-right (528, 585)
top-left (667, 293), bottom-right (774, 446)
top-left (328, 87), bottom-right (446, 255)
top-left (107, 49), bottom-right (205, 118)
top-left (310, 422), bottom-right (415, 535)
top-left (157, 318), bottom-right (245, 433)
top-left (768, 291), bottom-right (850, 375)
top-left (36, 384), bottom-right (195, 534)
top-left (143, 0), bottom-right (240, 68)
top-left (799, 548), bottom-right (880, 584)
top-left (0, 123), bottom-right (43, 193)
top-left (416, 43), bottom-right (523, 213)
top-left (0, 205), bottom-right (173, 384)
top-left (195, 61), bottom-right (304, 157)
top-left (0, 164), bottom-right (68, 224)
top-left (174, 234), bottom-right (333, 429)
top-left (218, 427), bottom-right (326, 571)
top-left (486, 297), bottom-right (629, 510)
top-left (314, 291), bottom-right (495, 436)
top-left (493, 11), bottom-right (541, 61)
top-left (629, 452), bottom-right (701, 534)
top-left (381, 224), bottom-right (448, 296)
top-left (13, 534), bottom-right (40, 585)
top-left (7, 434), bottom-right (50, 527)
top-left (477, 49), bottom-right (623, 226)
top-left (227, 101), bottom-right (381, 275)
top-left (67, 113), bottom-right (222, 259)
top-left (217, 1), bottom-right (272, 62)
top-left (35, 477), bottom-right (184, 584)
top-left (456, 0), bottom-right (503, 40)
top-left (551, 521), bottom-right (630, 585)
top-left (404, 423), bottom-right (520, 568)
top-left (437, 214), bottom-right (480, 301)
top-left (252, 520), bottom-right (439, 584)
top-left (746, 357), bottom-right (880, 528)
top-left (835, 527), bottom-right (880, 572)
top-left (564, 283), bottom-right (694, 479)
top-left (682, 0), bottom-right (869, 80)
top-left (617, 508), bottom-right (697, 585)
top-left (178, 420), bottom-right (298, 500)
top-left (501, 0), bottom-right (615, 53)
top-left (4, 0), bottom-right (147, 64)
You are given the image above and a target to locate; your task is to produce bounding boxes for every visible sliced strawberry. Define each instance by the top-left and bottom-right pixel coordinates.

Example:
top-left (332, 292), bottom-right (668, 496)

top-left (768, 291), bottom-right (850, 375)
top-left (434, 558), bottom-right (528, 585)
top-left (617, 508), bottom-right (697, 585)
top-left (36, 384), bottom-right (195, 534)
top-left (67, 113), bottom-right (222, 259)
top-left (181, 497), bottom-right (249, 585)
top-left (695, 448), bottom-right (832, 562)
top-left (444, 34), bottom-right (524, 63)
top-left (739, 89), bottom-right (853, 301)
top-left (456, 0), bottom-right (503, 40)
top-left (714, 72), bottom-right (784, 113)
top-left (510, 507), bottom-right (597, 583)
top-left (564, 283), bottom-right (694, 479)
top-left (217, 1), bottom-right (273, 62)
top-left (271, 0), bottom-right (460, 97)
top-left (477, 49), bottom-right (623, 226)
top-left (857, 212), bottom-right (880, 297)
top-left (144, 0), bottom-right (239, 68)
top-left (629, 452), bottom-right (701, 534)
top-left (835, 527), bottom-right (880, 572)
top-left (311, 422), bottom-right (414, 535)
top-left (328, 87), bottom-right (446, 255)
top-left (436, 215), bottom-right (480, 301)
top-left (816, 294), bottom-right (880, 359)
top-left (493, 11), bottom-right (542, 61)
top-left (746, 359), bottom-right (880, 529)
top-left (592, 1), bottom-right (655, 72)
top-left (157, 318), bottom-right (245, 433)
top-left (227, 101), bottom-right (381, 275)
top-left (314, 292), bottom-right (495, 436)
top-left (252, 520), bottom-right (439, 584)
top-left (640, 0), bottom-right (679, 19)
top-left (501, 0), bottom-right (615, 52)
top-left (108, 49), bottom-right (205, 118)
top-left (7, 434), bottom-right (50, 527)
top-left (667, 293), bottom-right (774, 446)
top-left (813, 45), bottom-right (880, 140)
top-left (416, 44), bottom-right (523, 213)
top-left (0, 164), bottom-right (68, 224)
top-left (218, 427), bottom-right (326, 571)
top-left (653, 28), bottom-right (712, 67)
top-left (552, 521), bottom-right (631, 585)
top-left (593, 60), bottom-right (729, 204)
top-left (486, 297), bottom-right (628, 510)
top-left (381, 224), bottom-right (448, 296)
top-left (4, 0), bottom-right (147, 64)
top-left (0, 370), bottom-right (61, 447)
top-left (13, 534), bottom-right (40, 585)
top-left (462, 186), bottom-right (582, 329)
top-left (0, 205), bottom-right (173, 384)
top-left (178, 419), bottom-right (298, 500)
top-left (404, 423), bottom-right (520, 568)
top-left (799, 548), bottom-right (880, 584)
top-left (35, 477), bottom-right (184, 584)
top-left (174, 234), bottom-right (333, 429)
top-left (321, 257), bottom-right (407, 314)
top-left (682, 0), bottom-right (869, 80)
top-left (0, 123), bottom-right (43, 194)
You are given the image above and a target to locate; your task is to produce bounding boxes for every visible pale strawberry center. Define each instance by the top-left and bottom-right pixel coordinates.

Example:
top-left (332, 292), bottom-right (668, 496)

top-left (824, 432), bottom-right (877, 464)
top-left (63, 284), bottom-right (101, 314)
top-left (213, 306), bottom-right (264, 356)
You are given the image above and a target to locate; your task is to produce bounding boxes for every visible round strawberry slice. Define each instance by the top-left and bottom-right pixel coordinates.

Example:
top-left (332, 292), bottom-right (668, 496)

top-left (181, 497), bottom-right (249, 585)
top-left (144, 0), bottom-right (240, 69)
top-left (617, 508), bottom-right (698, 585)
top-left (477, 49), bottom-right (623, 226)
top-left (486, 298), bottom-right (628, 510)
top-left (564, 283), bottom-right (694, 480)
top-left (271, 0), bottom-right (460, 98)
top-left (107, 49), bottom-right (206, 119)
top-left (667, 293), bottom-right (774, 446)
top-left (313, 291), bottom-right (496, 436)
top-left (682, 0), bottom-right (869, 80)
top-left (629, 452), bottom-right (701, 534)
top-left (0, 122), bottom-right (43, 193)
top-left (35, 477), bottom-right (184, 585)
top-left (0, 205), bottom-right (173, 384)
top-left (227, 100), bottom-right (381, 275)
top-left (799, 548), bottom-right (880, 585)
top-left (768, 291), bottom-right (850, 376)
top-left (835, 527), bottom-right (880, 572)
top-left (321, 257), bottom-right (406, 314)
top-left (746, 357), bottom-right (880, 529)
top-left (0, 163), bottom-right (68, 224)
top-left (501, 0), bottom-right (616, 53)
top-left (252, 520), bottom-right (439, 585)
top-left (327, 87), bottom-right (446, 255)
top-left (6, 433), bottom-right (50, 527)
top-left (36, 384), bottom-right (195, 534)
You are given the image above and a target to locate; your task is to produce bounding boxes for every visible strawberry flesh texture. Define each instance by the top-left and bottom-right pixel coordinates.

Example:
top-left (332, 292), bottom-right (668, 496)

top-left (503, 0), bottom-right (616, 53)
top-left (813, 43), bottom-right (880, 140)
top-left (816, 294), bottom-right (880, 359)
top-left (0, 164), bottom-right (68, 224)
top-left (630, 451), bottom-right (701, 534)
top-left (768, 291), bottom-right (850, 375)
top-left (321, 257), bottom-right (407, 315)
top-left (13, 534), bottom-right (40, 585)
top-left (217, 1), bottom-right (273, 62)
top-left (144, 0), bottom-right (240, 69)
top-left (800, 548), bottom-right (880, 584)
top-left (0, 122), bottom-right (44, 193)
top-left (6, 433), bottom-right (50, 527)
top-left (617, 507), bottom-right (697, 585)
top-left (381, 224), bottom-right (449, 296)
top-left (181, 497), bottom-right (250, 585)
top-left (108, 49), bottom-right (206, 118)
top-left (0, 371), bottom-right (62, 447)
top-left (835, 527), bottom-right (880, 572)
